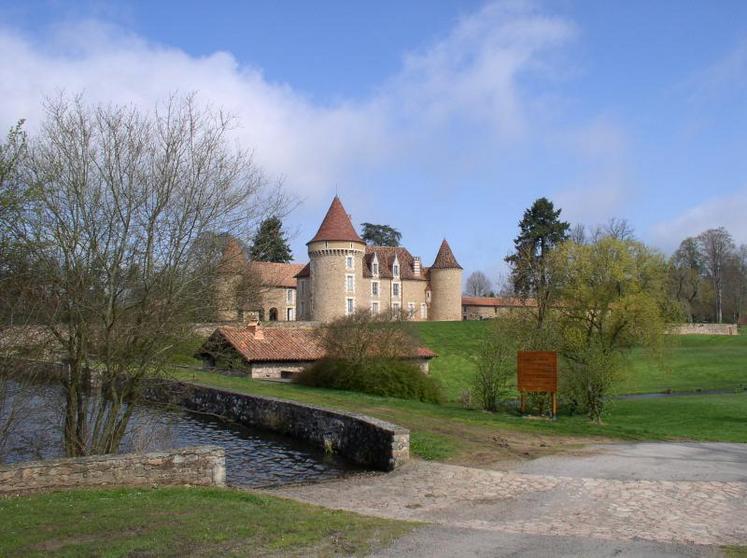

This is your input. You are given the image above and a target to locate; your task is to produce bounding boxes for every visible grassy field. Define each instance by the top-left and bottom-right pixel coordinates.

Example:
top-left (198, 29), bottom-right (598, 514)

top-left (0, 487), bottom-right (414, 557)
top-left (414, 321), bottom-right (747, 399)
top-left (170, 321), bottom-right (747, 463)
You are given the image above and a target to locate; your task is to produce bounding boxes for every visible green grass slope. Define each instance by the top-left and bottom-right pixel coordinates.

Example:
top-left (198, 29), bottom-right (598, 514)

top-left (0, 487), bottom-right (414, 558)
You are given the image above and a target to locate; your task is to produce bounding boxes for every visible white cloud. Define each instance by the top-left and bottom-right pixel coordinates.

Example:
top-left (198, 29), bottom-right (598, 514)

top-left (0, 2), bottom-right (576, 205)
top-left (651, 188), bottom-right (747, 252)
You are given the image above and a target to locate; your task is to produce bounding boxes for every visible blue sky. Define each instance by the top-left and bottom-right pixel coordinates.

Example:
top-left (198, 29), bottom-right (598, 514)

top-left (2, 1), bottom-right (747, 284)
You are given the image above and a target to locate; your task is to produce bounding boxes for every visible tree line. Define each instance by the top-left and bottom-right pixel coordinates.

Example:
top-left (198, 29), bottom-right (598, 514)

top-left (465, 203), bottom-right (745, 326)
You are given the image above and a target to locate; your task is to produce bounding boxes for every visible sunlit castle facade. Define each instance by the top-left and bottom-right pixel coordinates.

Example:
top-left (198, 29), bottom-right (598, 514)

top-left (217, 196), bottom-right (463, 323)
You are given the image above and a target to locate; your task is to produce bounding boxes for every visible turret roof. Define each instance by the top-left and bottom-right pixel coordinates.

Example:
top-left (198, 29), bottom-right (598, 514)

top-left (430, 239), bottom-right (462, 270)
top-left (308, 196), bottom-right (363, 244)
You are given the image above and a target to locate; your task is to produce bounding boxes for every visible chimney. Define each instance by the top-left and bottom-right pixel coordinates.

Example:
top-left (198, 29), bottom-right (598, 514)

top-left (246, 321), bottom-right (264, 340)
top-left (413, 256), bottom-right (421, 276)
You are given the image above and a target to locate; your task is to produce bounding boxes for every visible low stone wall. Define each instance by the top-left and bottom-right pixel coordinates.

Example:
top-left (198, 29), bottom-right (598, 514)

top-left (668, 323), bottom-right (739, 336)
top-left (145, 381), bottom-right (409, 471)
top-left (0, 446), bottom-right (225, 494)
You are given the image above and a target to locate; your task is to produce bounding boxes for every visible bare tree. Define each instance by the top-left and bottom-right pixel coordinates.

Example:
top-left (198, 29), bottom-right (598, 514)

top-left (603, 218), bottom-right (636, 241)
top-left (569, 223), bottom-right (587, 245)
top-left (669, 237), bottom-right (703, 322)
top-left (315, 309), bottom-right (420, 366)
top-left (465, 271), bottom-right (492, 296)
top-left (8, 94), bottom-right (282, 456)
top-left (697, 228), bottom-right (735, 324)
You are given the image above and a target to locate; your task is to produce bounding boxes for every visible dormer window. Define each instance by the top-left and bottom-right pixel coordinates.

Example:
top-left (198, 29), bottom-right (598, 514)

top-left (392, 257), bottom-right (400, 277)
top-left (371, 254), bottom-right (379, 276)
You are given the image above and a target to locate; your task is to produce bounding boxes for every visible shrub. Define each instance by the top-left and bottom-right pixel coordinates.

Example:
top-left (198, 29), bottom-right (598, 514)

top-left (295, 358), bottom-right (443, 404)
top-left (471, 317), bottom-right (517, 412)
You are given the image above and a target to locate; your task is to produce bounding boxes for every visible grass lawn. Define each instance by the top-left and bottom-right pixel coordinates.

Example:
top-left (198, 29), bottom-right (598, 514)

top-left (415, 321), bottom-right (747, 399)
top-left (0, 487), bottom-right (414, 558)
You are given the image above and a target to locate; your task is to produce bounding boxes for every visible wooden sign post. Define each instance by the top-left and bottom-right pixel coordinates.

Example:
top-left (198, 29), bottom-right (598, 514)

top-left (517, 351), bottom-right (558, 417)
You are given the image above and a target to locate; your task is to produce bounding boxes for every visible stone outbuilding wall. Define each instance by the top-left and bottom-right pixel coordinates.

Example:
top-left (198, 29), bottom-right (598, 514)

top-left (0, 446), bottom-right (225, 494)
top-left (144, 380), bottom-right (409, 471)
top-left (667, 323), bottom-right (739, 335)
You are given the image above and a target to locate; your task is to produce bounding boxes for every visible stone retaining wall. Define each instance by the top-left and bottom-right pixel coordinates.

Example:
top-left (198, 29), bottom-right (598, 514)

top-left (0, 446), bottom-right (225, 494)
top-left (667, 323), bottom-right (739, 335)
top-left (144, 381), bottom-right (409, 471)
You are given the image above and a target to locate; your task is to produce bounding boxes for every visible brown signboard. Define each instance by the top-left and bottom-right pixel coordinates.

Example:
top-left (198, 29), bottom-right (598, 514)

top-left (517, 351), bottom-right (558, 393)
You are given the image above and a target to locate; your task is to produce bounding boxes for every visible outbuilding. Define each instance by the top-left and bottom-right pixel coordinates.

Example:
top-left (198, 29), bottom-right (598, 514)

top-left (197, 322), bottom-right (436, 379)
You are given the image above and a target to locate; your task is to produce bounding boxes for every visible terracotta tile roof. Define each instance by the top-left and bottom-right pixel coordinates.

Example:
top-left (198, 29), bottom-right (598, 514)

top-left (247, 261), bottom-right (305, 288)
top-left (294, 262), bottom-right (311, 279)
top-left (461, 296), bottom-right (537, 308)
top-left (204, 325), bottom-right (436, 363)
top-left (214, 326), bottom-right (324, 362)
top-left (363, 246), bottom-right (426, 281)
top-left (430, 239), bottom-right (462, 270)
top-left (308, 196), bottom-right (364, 244)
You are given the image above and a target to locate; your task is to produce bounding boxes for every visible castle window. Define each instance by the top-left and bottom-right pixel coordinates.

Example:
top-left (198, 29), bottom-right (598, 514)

top-left (392, 302), bottom-right (400, 317)
top-left (372, 262), bottom-right (379, 275)
top-left (371, 302), bottom-right (379, 314)
top-left (346, 274), bottom-right (354, 293)
top-left (346, 255), bottom-right (354, 269)
top-left (346, 297), bottom-right (354, 315)
top-left (393, 263), bottom-right (400, 276)
top-left (371, 281), bottom-right (379, 297)
top-left (426, 290), bottom-right (431, 302)
top-left (407, 303), bottom-right (415, 319)
top-left (421, 303), bottom-right (427, 320)
top-left (286, 289), bottom-right (294, 304)
top-left (392, 282), bottom-right (400, 297)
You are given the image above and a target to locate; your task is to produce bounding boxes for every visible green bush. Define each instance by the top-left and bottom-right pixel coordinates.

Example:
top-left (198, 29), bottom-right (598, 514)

top-left (295, 358), bottom-right (444, 404)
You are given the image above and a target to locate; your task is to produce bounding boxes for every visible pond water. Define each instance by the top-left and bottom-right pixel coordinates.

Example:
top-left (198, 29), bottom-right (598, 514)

top-left (1, 381), bottom-right (357, 487)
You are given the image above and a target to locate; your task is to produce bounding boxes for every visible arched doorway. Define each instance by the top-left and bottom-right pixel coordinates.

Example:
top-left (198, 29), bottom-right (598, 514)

top-left (269, 307), bottom-right (278, 321)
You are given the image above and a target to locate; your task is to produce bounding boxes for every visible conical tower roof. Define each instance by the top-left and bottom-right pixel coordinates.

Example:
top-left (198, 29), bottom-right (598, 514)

top-left (308, 196), bottom-right (363, 244)
top-left (217, 236), bottom-right (248, 274)
top-left (430, 239), bottom-right (462, 270)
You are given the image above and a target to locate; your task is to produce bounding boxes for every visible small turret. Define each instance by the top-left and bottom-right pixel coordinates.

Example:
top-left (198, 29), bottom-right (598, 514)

top-left (428, 239), bottom-right (463, 321)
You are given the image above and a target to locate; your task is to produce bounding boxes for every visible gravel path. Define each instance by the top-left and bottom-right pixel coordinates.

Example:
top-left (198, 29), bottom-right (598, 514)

top-left (268, 442), bottom-right (747, 556)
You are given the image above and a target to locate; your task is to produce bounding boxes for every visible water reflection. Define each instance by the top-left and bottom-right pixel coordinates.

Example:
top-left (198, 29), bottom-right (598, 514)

top-left (2, 382), bottom-right (356, 487)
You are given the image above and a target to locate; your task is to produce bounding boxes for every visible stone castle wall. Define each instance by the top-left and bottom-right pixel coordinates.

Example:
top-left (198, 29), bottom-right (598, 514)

top-left (0, 446), bottom-right (225, 494)
top-left (308, 240), bottom-right (366, 322)
top-left (667, 323), bottom-right (739, 336)
top-left (429, 268), bottom-right (463, 321)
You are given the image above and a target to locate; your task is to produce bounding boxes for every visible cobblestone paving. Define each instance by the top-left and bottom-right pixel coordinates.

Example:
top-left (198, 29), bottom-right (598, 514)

top-left (269, 460), bottom-right (747, 546)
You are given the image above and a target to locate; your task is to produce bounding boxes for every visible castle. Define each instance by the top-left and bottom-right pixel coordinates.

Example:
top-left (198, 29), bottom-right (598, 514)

top-left (217, 196), bottom-right (463, 323)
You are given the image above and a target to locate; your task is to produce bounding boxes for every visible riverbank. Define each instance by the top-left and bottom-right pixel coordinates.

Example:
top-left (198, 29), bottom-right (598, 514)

top-left (0, 486), bottom-right (415, 557)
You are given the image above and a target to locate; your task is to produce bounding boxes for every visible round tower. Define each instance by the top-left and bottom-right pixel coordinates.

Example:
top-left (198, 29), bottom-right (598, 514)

top-left (428, 239), bottom-right (463, 321)
top-left (307, 196), bottom-right (366, 322)
top-left (214, 236), bottom-right (248, 321)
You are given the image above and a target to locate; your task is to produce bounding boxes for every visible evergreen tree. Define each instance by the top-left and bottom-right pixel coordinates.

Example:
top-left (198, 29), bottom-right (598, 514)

top-left (250, 216), bottom-right (293, 262)
top-left (360, 223), bottom-right (402, 246)
top-left (505, 197), bottom-right (569, 325)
